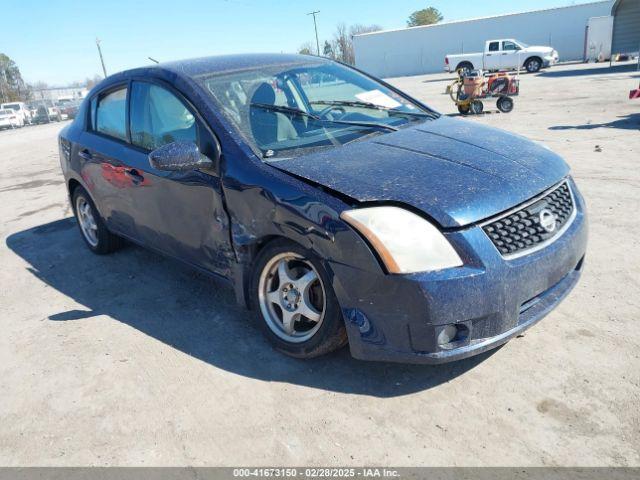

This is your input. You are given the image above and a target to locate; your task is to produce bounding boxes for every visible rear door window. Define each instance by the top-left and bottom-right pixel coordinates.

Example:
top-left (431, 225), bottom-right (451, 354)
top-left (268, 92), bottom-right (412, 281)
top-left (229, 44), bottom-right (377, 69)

top-left (488, 42), bottom-right (500, 52)
top-left (95, 87), bottom-right (127, 141)
top-left (129, 82), bottom-right (197, 151)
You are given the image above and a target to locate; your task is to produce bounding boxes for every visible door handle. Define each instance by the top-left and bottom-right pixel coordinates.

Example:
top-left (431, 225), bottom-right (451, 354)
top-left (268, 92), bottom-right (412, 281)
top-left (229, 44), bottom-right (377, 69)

top-left (78, 149), bottom-right (93, 160)
top-left (125, 168), bottom-right (144, 184)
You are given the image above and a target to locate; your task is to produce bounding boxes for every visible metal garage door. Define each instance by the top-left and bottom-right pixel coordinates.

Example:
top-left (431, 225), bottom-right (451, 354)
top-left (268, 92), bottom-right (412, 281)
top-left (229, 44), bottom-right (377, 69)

top-left (612, 0), bottom-right (640, 54)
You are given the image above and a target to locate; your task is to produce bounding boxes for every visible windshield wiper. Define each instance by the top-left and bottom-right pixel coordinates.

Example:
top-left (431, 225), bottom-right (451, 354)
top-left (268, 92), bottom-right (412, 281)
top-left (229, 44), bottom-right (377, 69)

top-left (251, 102), bottom-right (398, 132)
top-left (310, 100), bottom-right (438, 118)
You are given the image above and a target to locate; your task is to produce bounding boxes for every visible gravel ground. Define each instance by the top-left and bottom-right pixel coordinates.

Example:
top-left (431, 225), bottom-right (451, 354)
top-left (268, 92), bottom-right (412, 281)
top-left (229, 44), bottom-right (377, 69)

top-left (0, 61), bottom-right (638, 466)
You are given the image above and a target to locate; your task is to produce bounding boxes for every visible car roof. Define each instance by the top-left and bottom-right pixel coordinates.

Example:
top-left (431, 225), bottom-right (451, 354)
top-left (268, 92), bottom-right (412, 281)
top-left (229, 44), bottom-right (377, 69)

top-left (108, 53), bottom-right (329, 84)
top-left (160, 53), bottom-right (329, 77)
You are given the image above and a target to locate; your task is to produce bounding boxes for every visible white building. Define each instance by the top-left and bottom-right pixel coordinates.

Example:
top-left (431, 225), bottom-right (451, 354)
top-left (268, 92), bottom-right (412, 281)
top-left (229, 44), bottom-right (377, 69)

top-left (32, 86), bottom-right (88, 103)
top-left (353, 1), bottom-right (615, 78)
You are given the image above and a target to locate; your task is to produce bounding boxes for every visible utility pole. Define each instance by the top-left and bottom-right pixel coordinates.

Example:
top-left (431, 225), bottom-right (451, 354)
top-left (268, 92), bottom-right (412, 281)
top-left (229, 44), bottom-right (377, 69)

top-left (96, 38), bottom-right (107, 77)
top-left (307, 11), bottom-right (321, 56)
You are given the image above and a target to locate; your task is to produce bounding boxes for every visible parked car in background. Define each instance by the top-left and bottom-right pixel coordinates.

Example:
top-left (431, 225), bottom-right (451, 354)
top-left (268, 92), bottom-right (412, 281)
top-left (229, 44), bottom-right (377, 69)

top-left (0, 108), bottom-right (21, 129)
top-left (445, 39), bottom-right (559, 74)
top-left (58, 54), bottom-right (587, 364)
top-left (1, 102), bottom-right (31, 126)
top-left (32, 103), bottom-right (62, 124)
top-left (59, 101), bottom-right (81, 120)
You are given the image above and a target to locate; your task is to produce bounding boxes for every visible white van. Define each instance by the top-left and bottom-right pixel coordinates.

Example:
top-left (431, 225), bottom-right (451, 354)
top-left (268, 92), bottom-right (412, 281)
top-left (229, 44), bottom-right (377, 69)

top-left (0, 102), bottom-right (31, 126)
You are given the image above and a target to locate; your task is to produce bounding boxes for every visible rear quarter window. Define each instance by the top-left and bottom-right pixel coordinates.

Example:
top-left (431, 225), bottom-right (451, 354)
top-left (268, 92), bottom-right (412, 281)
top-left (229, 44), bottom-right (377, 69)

top-left (95, 87), bottom-right (127, 141)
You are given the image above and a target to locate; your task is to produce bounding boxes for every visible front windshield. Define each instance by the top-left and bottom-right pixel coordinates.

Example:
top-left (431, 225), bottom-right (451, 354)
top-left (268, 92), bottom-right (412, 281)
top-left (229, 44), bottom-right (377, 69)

top-left (199, 61), bottom-right (437, 159)
top-left (2, 104), bottom-right (19, 111)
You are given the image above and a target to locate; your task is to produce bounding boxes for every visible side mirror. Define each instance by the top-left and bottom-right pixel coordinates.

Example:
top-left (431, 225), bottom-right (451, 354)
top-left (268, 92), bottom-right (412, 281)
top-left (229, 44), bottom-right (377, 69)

top-left (148, 141), bottom-right (214, 172)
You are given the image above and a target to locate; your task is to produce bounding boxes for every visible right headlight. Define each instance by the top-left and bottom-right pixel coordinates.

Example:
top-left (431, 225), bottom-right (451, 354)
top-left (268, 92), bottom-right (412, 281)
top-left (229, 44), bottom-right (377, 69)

top-left (341, 206), bottom-right (463, 274)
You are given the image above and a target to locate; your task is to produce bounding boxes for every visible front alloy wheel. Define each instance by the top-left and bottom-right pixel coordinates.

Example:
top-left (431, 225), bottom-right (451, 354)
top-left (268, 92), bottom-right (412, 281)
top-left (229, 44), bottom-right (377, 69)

top-left (258, 252), bottom-right (326, 343)
top-left (526, 58), bottom-right (541, 73)
top-left (252, 240), bottom-right (347, 358)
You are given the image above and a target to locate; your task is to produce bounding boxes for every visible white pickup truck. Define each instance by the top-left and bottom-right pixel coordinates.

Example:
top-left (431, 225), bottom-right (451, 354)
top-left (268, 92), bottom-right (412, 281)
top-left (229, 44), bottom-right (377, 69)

top-left (445, 39), bottom-right (559, 74)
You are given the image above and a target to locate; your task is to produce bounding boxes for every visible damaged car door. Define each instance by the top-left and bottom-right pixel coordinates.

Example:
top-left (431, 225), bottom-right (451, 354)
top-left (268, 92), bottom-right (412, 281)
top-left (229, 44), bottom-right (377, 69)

top-left (89, 81), bottom-right (232, 275)
top-left (120, 80), bottom-right (232, 274)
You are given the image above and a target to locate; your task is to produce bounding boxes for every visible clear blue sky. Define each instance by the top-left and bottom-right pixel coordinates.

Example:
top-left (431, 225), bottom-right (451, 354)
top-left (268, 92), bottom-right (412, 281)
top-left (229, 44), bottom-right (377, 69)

top-left (5, 0), bottom-right (596, 85)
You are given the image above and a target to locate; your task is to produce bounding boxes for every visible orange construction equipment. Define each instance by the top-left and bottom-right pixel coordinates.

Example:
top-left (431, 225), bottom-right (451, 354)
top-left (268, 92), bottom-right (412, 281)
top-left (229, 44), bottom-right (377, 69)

top-left (447, 69), bottom-right (520, 115)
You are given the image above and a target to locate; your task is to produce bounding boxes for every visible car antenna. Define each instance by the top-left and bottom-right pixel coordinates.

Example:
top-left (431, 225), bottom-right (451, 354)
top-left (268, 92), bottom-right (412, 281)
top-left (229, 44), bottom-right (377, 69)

top-left (148, 57), bottom-right (160, 64)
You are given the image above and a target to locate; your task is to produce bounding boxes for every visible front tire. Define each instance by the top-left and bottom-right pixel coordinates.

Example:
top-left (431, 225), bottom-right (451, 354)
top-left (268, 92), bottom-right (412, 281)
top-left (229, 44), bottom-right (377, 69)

top-left (72, 186), bottom-right (122, 254)
top-left (251, 239), bottom-right (347, 358)
top-left (470, 100), bottom-right (484, 115)
top-left (525, 57), bottom-right (542, 73)
top-left (457, 104), bottom-right (470, 115)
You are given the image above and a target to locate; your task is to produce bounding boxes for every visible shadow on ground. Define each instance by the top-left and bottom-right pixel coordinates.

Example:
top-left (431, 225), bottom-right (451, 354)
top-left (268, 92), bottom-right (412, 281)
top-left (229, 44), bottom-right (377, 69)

top-left (539, 63), bottom-right (639, 78)
top-left (549, 113), bottom-right (640, 131)
top-left (6, 218), bottom-right (495, 397)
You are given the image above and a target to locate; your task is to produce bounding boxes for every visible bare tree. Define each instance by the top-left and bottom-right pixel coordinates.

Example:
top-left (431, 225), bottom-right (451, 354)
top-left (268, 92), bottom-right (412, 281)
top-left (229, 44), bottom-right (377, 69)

top-left (332, 23), bottom-right (382, 65)
top-left (85, 75), bottom-right (103, 89)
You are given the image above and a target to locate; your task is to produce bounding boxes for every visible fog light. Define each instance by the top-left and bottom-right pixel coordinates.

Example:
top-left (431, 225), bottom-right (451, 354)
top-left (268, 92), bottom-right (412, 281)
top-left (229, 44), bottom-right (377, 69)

top-left (437, 323), bottom-right (470, 347)
top-left (437, 325), bottom-right (458, 346)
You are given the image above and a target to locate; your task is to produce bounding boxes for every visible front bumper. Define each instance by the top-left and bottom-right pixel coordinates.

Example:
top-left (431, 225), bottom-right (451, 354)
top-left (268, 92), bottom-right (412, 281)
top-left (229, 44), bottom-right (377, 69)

top-left (332, 178), bottom-right (588, 364)
top-left (543, 52), bottom-right (559, 68)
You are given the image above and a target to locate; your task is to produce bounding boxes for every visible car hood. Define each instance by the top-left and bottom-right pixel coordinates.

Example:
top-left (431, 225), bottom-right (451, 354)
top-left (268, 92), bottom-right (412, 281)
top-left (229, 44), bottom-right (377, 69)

top-left (525, 46), bottom-right (554, 54)
top-left (269, 116), bottom-right (569, 228)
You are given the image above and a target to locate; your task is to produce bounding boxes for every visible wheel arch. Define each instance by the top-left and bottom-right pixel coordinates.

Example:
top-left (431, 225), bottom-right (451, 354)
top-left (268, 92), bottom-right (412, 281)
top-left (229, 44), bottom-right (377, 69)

top-left (524, 56), bottom-right (543, 70)
top-left (235, 234), bottom-right (311, 310)
top-left (456, 61), bottom-right (474, 71)
top-left (66, 176), bottom-right (105, 219)
top-left (68, 178), bottom-right (81, 197)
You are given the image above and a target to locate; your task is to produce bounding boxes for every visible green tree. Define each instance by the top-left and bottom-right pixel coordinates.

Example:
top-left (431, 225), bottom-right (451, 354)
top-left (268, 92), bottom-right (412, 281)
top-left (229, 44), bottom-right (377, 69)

top-left (407, 7), bottom-right (443, 27)
top-left (0, 53), bottom-right (28, 103)
top-left (298, 42), bottom-right (314, 55)
top-left (323, 40), bottom-right (335, 59)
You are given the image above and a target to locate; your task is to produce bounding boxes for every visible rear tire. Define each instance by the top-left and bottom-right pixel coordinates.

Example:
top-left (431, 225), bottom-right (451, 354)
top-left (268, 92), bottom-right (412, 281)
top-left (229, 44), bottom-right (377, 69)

top-left (456, 62), bottom-right (474, 76)
top-left (251, 239), bottom-right (347, 359)
top-left (72, 186), bottom-right (122, 254)
top-left (497, 96), bottom-right (514, 113)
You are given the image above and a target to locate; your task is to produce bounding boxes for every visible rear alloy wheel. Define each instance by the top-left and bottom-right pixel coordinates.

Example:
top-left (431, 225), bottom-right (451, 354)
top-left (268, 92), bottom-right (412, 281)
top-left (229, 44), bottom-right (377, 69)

top-left (72, 186), bottom-right (122, 254)
top-left (456, 62), bottom-right (474, 76)
top-left (253, 240), bottom-right (347, 358)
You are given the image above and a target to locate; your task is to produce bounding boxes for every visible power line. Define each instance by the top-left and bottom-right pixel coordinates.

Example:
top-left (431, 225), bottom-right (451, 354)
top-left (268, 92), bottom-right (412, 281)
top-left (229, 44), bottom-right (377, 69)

top-left (307, 11), bottom-right (321, 56)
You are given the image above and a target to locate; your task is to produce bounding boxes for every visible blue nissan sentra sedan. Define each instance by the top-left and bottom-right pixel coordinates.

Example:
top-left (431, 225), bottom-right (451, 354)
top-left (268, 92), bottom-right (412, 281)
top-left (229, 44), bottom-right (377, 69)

top-left (58, 54), bottom-right (587, 364)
